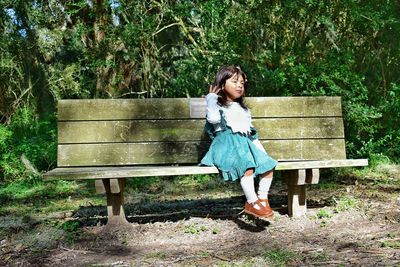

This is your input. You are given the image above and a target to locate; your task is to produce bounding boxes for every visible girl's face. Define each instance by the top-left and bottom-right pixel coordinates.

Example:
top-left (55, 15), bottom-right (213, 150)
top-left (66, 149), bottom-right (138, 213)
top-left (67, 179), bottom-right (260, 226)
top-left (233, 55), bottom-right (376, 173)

top-left (223, 74), bottom-right (245, 102)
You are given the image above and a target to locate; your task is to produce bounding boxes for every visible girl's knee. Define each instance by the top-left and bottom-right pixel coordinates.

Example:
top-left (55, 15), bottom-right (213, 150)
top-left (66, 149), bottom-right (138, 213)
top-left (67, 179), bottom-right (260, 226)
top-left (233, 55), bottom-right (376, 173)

top-left (244, 168), bottom-right (254, 176)
top-left (261, 169), bottom-right (274, 179)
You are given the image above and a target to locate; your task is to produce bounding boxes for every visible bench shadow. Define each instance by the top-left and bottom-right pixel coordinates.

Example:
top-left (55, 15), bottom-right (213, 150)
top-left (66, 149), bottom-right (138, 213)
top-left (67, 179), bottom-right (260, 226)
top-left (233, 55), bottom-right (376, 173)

top-left (72, 194), bottom-right (293, 232)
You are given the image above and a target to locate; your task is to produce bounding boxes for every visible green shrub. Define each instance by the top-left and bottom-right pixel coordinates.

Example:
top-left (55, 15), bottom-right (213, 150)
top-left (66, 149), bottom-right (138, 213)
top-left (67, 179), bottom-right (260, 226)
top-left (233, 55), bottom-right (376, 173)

top-left (0, 107), bottom-right (57, 183)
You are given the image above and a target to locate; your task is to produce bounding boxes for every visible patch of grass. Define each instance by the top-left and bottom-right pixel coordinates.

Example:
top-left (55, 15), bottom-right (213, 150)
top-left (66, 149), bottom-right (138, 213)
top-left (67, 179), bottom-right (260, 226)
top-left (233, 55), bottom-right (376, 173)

top-left (198, 251), bottom-right (210, 257)
top-left (387, 232), bottom-right (396, 238)
top-left (184, 223), bottom-right (208, 234)
top-left (263, 248), bottom-right (299, 266)
top-left (333, 196), bottom-right (359, 212)
top-left (0, 179), bottom-right (91, 202)
top-left (315, 208), bottom-right (333, 227)
top-left (0, 179), bottom-right (103, 216)
top-left (0, 215), bottom-right (37, 237)
top-left (59, 220), bottom-right (82, 245)
top-left (313, 181), bottom-right (340, 190)
top-left (145, 252), bottom-right (167, 260)
top-left (381, 240), bottom-right (400, 249)
top-left (319, 219), bottom-right (329, 227)
top-left (344, 157), bottom-right (399, 183)
top-left (215, 261), bottom-right (256, 267)
top-left (317, 208), bottom-right (333, 219)
top-left (380, 233), bottom-right (400, 249)
top-left (309, 251), bottom-right (329, 261)
top-left (127, 176), bottom-right (162, 192)
top-left (6, 222), bottom-right (65, 254)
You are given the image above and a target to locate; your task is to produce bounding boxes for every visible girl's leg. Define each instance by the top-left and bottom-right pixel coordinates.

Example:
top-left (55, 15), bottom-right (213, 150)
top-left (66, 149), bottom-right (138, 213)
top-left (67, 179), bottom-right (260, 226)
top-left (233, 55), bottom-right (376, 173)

top-left (240, 169), bottom-right (272, 217)
top-left (240, 169), bottom-right (258, 204)
top-left (258, 170), bottom-right (273, 199)
top-left (258, 169), bottom-right (274, 210)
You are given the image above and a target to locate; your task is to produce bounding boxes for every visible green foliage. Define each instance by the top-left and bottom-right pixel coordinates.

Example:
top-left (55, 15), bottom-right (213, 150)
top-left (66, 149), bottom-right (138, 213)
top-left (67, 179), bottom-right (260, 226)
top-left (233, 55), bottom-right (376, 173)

top-left (0, 178), bottom-right (101, 218)
top-left (0, 107), bottom-right (56, 183)
top-left (145, 252), bottom-right (167, 260)
top-left (317, 208), bottom-right (333, 219)
top-left (184, 223), bottom-right (208, 235)
top-left (60, 220), bottom-right (82, 244)
top-left (333, 196), bottom-right (358, 212)
top-left (263, 248), bottom-right (299, 266)
top-left (126, 176), bottom-right (161, 192)
top-left (1, 0), bottom-right (400, 183)
top-left (381, 233), bottom-right (400, 249)
top-left (0, 179), bottom-right (80, 204)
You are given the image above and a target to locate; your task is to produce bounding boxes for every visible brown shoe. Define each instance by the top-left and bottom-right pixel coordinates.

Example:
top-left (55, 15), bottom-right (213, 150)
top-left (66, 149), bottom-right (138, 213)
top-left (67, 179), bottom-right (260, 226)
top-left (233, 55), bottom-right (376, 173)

top-left (244, 200), bottom-right (273, 218)
top-left (258, 197), bottom-right (274, 218)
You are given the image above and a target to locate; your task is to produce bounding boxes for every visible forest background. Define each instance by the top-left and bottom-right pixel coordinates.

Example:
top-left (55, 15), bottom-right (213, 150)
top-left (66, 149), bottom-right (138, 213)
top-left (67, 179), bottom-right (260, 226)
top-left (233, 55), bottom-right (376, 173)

top-left (0, 0), bottom-right (399, 184)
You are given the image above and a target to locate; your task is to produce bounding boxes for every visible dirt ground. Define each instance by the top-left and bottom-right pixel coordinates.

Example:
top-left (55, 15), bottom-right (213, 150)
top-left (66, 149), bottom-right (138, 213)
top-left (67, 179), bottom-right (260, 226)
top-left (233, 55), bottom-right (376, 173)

top-left (1, 173), bottom-right (400, 266)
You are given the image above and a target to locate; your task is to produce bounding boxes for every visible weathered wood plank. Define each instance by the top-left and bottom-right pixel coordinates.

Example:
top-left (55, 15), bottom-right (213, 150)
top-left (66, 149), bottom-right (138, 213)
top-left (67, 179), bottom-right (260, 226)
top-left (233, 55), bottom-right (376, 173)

top-left (58, 120), bottom-right (207, 143)
top-left (190, 97), bottom-right (342, 118)
top-left (43, 166), bottom-right (221, 180)
top-left (58, 117), bottom-right (344, 143)
top-left (57, 139), bottom-right (346, 166)
top-left (58, 142), bottom-right (206, 166)
top-left (253, 118), bottom-right (344, 139)
top-left (59, 97), bottom-right (342, 121)
top-left (43, 159), bottom-right (368, 180)
top-left (58, 99), bottom-right (190, 120)
top-left (260, 139), bottom-right (347, 161)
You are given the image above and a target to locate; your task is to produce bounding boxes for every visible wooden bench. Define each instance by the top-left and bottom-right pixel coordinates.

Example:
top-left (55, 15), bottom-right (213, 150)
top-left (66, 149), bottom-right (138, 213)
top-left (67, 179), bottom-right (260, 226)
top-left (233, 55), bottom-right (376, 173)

top-left (43, 97), bottom-right (368, 226)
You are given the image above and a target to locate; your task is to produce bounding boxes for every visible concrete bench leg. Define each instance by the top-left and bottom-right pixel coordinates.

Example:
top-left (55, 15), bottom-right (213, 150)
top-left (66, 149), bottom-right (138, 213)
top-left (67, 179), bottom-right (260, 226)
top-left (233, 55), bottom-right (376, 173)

top-left (284, 170), bottom-right (307, 217)
top-left (101, 178), bottom-right (130, 228)
top-left (287, 183), bottom-right (307, 217)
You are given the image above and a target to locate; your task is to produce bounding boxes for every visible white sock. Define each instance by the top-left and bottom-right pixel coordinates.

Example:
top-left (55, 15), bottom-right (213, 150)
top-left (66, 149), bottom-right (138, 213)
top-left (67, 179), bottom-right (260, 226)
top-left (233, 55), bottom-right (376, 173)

top-left (258, 177), bottom-right (272, 200)
top-left (240, 174), bottom-right (260, 209)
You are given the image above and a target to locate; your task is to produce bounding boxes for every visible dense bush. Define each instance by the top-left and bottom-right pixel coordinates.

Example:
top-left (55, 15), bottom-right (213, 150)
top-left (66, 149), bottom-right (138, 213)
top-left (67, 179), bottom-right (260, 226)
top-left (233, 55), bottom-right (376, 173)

top-left (0, 0), bottom-right (399, 183)
top-left (0, 107), bottom-right (56, 183)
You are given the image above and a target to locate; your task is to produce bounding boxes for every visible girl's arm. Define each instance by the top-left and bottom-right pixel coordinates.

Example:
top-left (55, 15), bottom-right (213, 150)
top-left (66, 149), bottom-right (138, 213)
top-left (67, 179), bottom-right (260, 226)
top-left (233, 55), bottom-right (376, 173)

top-left (205, 86), bottom-right (222, 124)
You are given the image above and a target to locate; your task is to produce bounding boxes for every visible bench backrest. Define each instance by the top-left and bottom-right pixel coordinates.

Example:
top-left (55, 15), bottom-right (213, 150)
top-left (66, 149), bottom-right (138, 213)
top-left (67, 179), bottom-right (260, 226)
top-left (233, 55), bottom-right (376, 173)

top-left (57, 97), bottom-right (346, 167)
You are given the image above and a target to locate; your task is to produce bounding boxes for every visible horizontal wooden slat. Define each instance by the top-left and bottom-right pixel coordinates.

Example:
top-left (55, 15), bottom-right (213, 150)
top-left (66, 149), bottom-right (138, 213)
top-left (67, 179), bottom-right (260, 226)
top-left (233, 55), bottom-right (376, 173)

top-left (254, 117), bottom-right (344, 139)
top-left (58, 117), bottom-right (344, 143)
top-left (261, 139), bottom-right (346, 161)
top-left (43, 159), bottom-right (368, 180)
top-left (58, 120), bottom-right (206, 143)
top-left (57, 139), bottom-right (346, 167)
top-left (190, 97), bottom-right (342, 118)
top-left (58, 97), bottom-right (342, 121)
top-left (58, 99), bottom-right (190, 120)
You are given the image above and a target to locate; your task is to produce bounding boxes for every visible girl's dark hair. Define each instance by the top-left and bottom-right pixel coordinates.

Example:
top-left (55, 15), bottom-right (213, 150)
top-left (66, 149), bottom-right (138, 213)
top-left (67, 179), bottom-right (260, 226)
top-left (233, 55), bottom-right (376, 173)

top-left (213, 65), bottom-right (248, 109)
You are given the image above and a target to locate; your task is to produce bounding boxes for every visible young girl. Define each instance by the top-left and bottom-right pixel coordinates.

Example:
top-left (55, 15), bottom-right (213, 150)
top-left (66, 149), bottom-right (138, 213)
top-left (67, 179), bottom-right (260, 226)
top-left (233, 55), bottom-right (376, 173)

top-left (201, 65), bottom-right (277, 218)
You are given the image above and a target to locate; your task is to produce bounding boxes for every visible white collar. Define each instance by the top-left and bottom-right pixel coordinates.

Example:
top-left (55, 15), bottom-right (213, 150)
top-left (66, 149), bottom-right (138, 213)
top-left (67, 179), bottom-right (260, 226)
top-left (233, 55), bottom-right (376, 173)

top-left (221, 103), bottom-right (253, 134)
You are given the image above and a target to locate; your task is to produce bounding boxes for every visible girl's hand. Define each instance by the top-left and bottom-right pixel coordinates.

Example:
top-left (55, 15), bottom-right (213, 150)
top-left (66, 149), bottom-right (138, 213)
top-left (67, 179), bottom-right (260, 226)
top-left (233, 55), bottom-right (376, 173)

top-left (209, 85), bottom-right (221, 95)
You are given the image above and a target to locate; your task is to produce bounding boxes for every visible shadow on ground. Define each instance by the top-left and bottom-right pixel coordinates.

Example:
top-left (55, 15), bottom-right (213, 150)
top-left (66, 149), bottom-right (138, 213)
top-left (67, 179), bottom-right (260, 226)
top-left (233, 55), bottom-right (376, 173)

top-left (71, 192), bottom-right (327, 232)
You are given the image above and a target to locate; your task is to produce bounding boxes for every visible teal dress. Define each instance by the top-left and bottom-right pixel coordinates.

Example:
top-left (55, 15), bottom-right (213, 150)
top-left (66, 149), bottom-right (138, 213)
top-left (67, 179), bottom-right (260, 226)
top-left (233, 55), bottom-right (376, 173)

top-left (200, 110), bottom-right (277, 181)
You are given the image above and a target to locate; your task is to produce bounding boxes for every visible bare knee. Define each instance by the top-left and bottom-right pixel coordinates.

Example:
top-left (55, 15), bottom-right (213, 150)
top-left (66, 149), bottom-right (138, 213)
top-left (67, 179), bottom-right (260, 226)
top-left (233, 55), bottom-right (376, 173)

top-left (244, 168), bottom-right (254, 176)
top-left (261, 169), bottom-right (274, 179)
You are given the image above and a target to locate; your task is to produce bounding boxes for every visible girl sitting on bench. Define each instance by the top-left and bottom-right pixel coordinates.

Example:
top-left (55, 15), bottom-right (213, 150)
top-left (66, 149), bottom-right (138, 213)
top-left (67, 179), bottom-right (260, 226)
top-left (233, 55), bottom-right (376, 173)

top-left (201, 65), bottom-right (277, 218)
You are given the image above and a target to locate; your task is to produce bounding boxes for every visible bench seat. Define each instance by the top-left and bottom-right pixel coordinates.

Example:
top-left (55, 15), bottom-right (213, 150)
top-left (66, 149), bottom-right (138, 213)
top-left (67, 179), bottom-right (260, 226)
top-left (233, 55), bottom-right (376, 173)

top-left (44, 159), bottom-right (368, 180)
